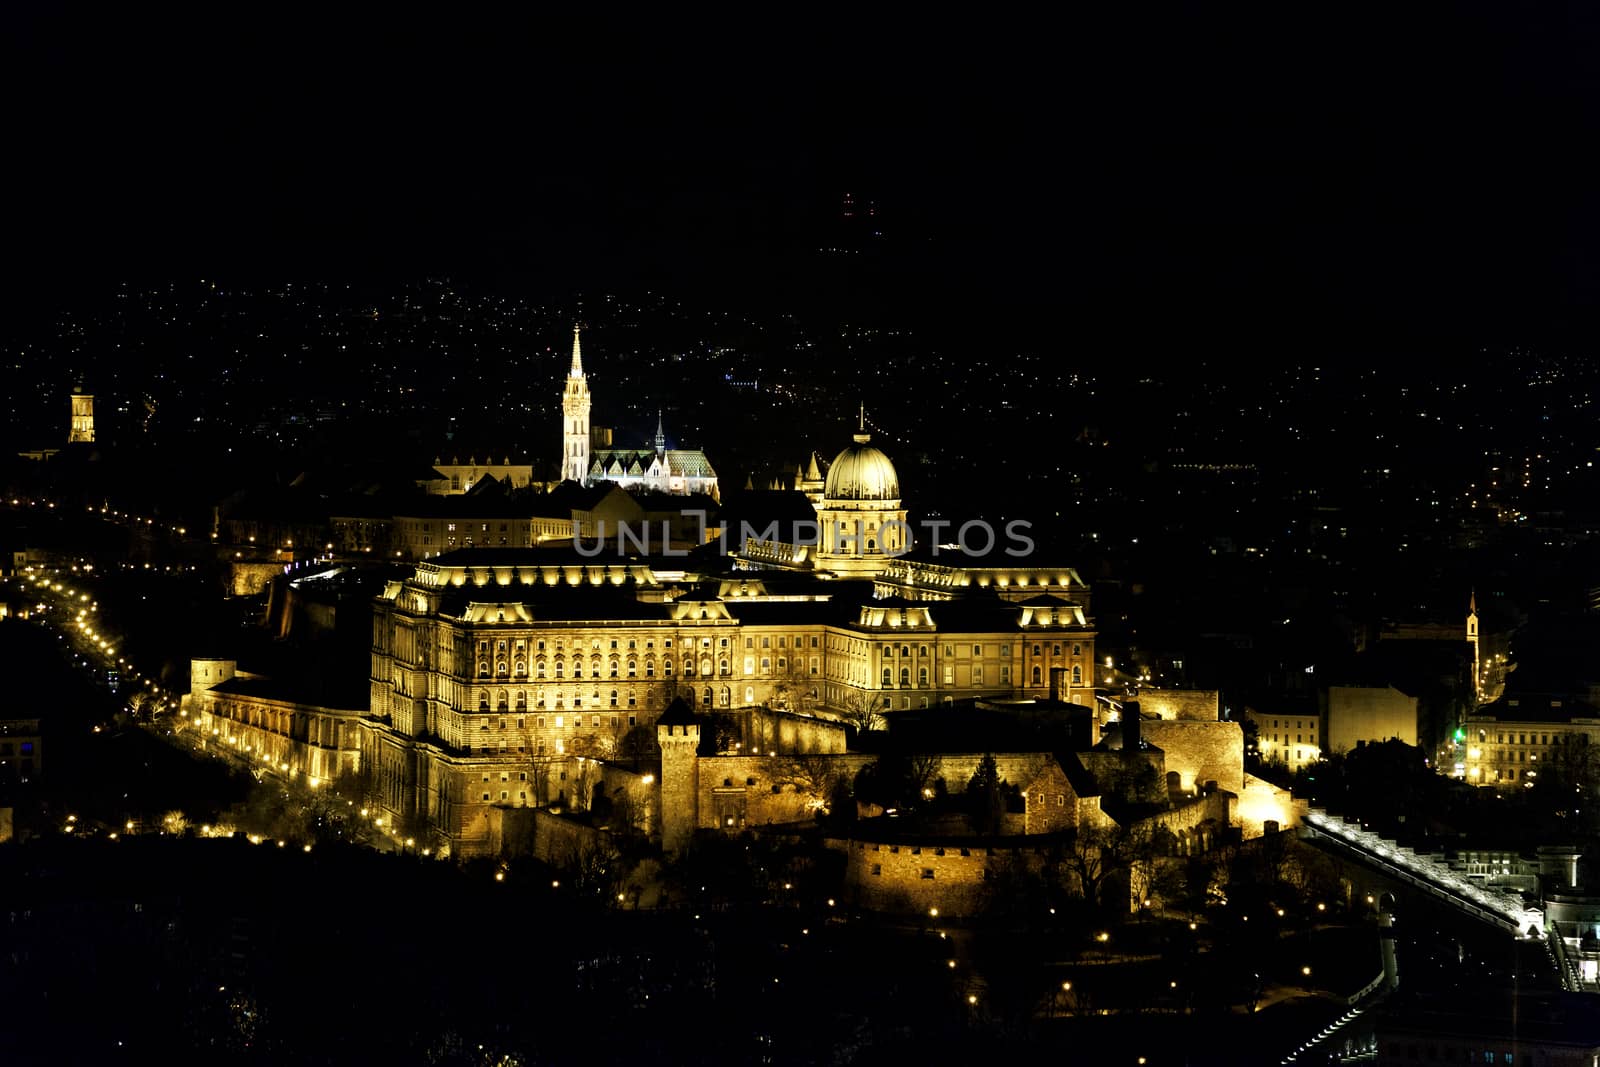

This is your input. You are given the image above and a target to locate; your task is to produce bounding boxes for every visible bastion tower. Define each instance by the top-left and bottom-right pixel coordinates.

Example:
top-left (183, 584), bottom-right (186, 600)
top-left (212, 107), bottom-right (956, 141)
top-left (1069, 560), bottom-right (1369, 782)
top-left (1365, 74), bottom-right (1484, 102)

top-left (656, 697), bottom-right (700, 855)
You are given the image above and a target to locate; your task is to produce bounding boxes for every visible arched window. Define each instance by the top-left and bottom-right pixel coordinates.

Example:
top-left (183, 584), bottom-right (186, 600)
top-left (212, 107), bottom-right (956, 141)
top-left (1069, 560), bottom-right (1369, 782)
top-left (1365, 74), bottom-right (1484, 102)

top-left (1072, 644), bottom-right (1081, 657)
top-left (573, 662), bottom-right (583, 678)
top-left (610, 690), bottom-right (619, 707)
top-left (918, 667), bottom-right (928, 686)
top-left (477, 662), bottom-right (489, 678)
top-left (478, 696), bottom-right (490, 712)
top-left (497, 690), bottom-right (509, 712)
top-left (496, 661), bottom-right (508, 677)
top-left (899, 667), bottom-right (909, 686)
top-left (1072, 665), bottom-right (1082, 685)
top-left (537, 662), bottom-right (547, 678)
top-left (1031, 666), bottom-right (1042, 686)
top-left (719, 686), bottom-right (730, 707)
top-left (702, 687), bottom-right (713, 708)
top-left (882, 667), bottom-right (892, 686)
top-left (627, 659), bottom-right (637, 677)
top-left (516, 692), bottom-right (527, 711)
top-left (1032, 644), bottom-right (1042, 656)
top-left (514, 660), bottom-right (526, 676)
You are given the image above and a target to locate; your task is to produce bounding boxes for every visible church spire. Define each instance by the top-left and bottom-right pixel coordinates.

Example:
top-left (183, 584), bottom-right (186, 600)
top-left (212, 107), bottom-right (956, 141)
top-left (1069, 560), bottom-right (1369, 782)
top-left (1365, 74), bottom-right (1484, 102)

top-left (569, 324), bottom-right (584, 377)
top-left (655, 409), bottom-right (665, 454)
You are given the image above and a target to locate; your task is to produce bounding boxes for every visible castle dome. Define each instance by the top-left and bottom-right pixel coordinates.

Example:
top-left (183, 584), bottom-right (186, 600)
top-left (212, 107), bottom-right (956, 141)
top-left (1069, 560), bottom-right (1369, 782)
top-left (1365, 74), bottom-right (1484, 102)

top-left (823, 431), bottom-right (900, 502)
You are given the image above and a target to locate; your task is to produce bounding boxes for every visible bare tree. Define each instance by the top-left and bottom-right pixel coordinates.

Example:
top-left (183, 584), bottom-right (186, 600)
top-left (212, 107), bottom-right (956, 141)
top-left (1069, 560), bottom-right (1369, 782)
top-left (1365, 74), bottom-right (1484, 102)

top-left (771, 654), bottom-right (819, 714)
top-left (528, 755), bottom-right (558, 808)
top-left (838, 690), bottom-right (885, 734)
top-left (764, 751), bottom-right (844, 810)
top-left (1064, 822), bottom-right (1157, 912)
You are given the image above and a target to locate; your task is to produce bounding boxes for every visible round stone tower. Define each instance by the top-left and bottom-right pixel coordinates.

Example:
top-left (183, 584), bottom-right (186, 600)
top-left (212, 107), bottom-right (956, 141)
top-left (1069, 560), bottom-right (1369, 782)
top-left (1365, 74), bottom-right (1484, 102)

top-left (190, 657), bottom-right (236, 695)
top-left (656, 697), bottom-right (701, 856)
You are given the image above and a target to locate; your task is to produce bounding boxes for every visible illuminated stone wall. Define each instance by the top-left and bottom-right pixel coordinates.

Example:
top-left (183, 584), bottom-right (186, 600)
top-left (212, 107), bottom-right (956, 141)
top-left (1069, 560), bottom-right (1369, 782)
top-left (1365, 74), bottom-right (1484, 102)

top-left (1234, 774), bottom-right (1305, 839)
top-left (693, 753), bottom-right (876, 831)
top-left (1140, 719), bottom-right (1244, 795)
top-left (228, 561), bottom-right (282, 596)
top-left (724, 705), bottom-right (848, 755)
top-left (1138, 690), bottom-right (1220, 721)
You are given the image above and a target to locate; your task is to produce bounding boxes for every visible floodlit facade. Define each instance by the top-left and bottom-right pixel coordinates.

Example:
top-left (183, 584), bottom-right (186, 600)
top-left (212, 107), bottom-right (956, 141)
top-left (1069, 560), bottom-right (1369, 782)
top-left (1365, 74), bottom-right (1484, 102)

top-left (1246, 707), bottom-right (1322, 773)
top-left (68, 389), bottom-right (94, 444)
top-left (357, 419), bottom-right (1110, 856)
top-left (1463, 693), bottom-right (1600, 789)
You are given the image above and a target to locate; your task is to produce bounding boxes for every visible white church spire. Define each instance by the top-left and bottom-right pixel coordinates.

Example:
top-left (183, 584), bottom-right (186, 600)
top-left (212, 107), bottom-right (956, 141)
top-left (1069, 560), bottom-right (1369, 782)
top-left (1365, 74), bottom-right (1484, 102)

top-left (561, 324), bottom-right (592, 483)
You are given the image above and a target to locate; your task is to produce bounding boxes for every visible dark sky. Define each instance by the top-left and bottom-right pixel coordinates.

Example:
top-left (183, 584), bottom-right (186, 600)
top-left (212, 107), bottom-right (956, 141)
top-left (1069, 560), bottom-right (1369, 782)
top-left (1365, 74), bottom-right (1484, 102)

top-left (5, 7), bottom-right (1600, 351)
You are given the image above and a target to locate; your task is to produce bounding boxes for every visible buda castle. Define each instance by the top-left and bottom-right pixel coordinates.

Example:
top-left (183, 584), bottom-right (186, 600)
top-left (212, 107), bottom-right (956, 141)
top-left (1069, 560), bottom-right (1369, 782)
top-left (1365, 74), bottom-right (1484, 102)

top-left (187, 337), bottom-right (1263, 866)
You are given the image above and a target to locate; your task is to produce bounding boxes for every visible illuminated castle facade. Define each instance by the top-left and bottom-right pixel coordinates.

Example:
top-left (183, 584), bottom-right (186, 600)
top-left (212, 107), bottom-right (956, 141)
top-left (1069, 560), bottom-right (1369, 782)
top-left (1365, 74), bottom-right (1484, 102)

top-left (352, 417), bottom-right (1141, 856)
top-left (560, 326), bottom-right (719, 498)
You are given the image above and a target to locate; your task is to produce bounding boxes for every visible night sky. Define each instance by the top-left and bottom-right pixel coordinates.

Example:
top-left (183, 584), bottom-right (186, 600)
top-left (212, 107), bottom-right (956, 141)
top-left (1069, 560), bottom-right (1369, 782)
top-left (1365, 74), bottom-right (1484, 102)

top-left (5, 7), bottom-right (1600, 354)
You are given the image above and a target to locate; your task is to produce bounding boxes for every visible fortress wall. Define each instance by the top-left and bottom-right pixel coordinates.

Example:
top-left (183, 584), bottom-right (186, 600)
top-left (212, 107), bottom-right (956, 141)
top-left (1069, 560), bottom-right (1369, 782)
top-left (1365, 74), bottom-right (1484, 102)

top-left (1140, 719), bottom-right (1243, 794)
top-left (1137, 690), bottom-right (1221, 721)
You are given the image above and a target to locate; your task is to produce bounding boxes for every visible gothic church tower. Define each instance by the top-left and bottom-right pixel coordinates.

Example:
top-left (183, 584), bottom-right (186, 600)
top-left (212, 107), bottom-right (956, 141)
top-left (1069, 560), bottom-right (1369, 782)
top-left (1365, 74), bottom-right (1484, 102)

top-left (561, 325), bottom-right (591, 484)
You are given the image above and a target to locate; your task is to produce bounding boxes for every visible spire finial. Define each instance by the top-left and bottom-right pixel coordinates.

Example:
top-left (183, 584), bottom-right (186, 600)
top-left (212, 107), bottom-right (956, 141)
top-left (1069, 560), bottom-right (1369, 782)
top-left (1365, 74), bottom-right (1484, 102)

top-left (1469, 588), bottom-right (1477, 615)
top-left (853, 402), bottom-right (870, 444)
top-left (570, 324), bottom-right (583, 376)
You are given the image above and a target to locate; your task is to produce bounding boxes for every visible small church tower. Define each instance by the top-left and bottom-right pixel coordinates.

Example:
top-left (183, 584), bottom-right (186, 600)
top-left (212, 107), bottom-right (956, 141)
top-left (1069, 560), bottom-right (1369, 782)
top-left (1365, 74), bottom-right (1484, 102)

top-left (561, 325), bottom-right (591, 484)
top-left (656, 697), bottom-right (701, 855)
top-left (1467, 589), bottom-right (1480, 706)
top-left (69, 385), bottom-right (95, 444)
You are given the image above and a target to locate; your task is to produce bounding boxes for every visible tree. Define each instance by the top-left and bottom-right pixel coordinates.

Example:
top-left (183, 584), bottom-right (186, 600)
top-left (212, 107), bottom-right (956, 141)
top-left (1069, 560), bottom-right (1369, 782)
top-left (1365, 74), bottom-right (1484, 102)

top-left (764, 751), bottom-right (843, 811)
top-left (771, 654), bottom-right (818, 713)
top-left (1063, 822), bottom-right (1154, 913)
top-left (616, 724), bottom-right (657, 769)
top-left (1533, 731), bottom-right (1600, 828)
top-left (966, 754), bottom-right (1007, 835)
top-left (854, 751), bottom-right (941, 811)
top-left (559, 835), bottom-right (625, 905)
top-left (837, 691), bottom-right (885, 735)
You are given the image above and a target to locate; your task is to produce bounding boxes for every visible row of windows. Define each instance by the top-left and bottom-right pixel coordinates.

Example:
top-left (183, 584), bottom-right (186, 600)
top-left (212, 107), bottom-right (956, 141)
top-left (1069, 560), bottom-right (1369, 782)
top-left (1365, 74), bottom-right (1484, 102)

top-left (478, 637), bottom-right (705, 653)
top-left (469, 635), bottom-right (1088, 657)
